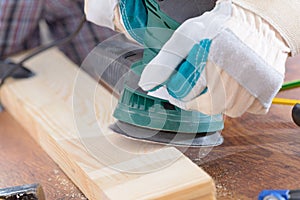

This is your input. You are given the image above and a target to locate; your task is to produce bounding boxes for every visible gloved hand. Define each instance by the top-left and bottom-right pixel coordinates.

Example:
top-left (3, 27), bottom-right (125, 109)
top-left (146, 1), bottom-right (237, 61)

top-left (139, 0), bottom-right (290, 117)
top-left (84, 0), bottom-right (118, 30)
top-left (84, 0), bottom-right (146, 39)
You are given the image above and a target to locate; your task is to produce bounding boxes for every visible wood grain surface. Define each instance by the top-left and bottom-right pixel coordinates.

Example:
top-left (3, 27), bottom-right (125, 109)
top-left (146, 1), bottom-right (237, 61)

top-left (0, 48), bottom-right (215, 200)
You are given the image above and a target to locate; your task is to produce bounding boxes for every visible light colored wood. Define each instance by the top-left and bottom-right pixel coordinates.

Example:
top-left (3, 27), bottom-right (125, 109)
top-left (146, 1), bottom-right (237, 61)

top-left (0, 48), bottom-right (215, 200)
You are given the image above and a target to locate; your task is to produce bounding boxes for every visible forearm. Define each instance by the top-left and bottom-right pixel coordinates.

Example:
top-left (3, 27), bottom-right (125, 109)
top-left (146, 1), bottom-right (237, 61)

top-left (232, 0), bottom-right (300, 56)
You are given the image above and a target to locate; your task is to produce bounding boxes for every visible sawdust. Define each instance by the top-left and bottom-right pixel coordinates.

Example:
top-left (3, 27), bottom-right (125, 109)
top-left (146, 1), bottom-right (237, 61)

top-left (216, 181), bottom-right (233, 199)
top-left (47, 169), bottom-right (87, 199)
top-left (202, 164), bottom-right (237, 199)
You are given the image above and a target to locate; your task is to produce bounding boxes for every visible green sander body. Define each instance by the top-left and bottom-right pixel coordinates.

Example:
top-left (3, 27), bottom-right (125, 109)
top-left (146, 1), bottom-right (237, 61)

top-left (111, 0), bottom-right (224, 146)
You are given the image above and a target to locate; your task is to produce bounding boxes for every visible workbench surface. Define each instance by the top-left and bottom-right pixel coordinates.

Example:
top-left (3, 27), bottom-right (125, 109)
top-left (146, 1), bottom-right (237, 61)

top-left (0, 55), bottom-right (300, 200)
top-left (0, 111), bottom-right (86, 199)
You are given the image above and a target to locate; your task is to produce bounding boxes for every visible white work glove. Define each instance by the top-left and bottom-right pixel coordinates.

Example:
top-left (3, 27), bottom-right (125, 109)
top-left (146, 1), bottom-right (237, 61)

top-left (139, 0), bottom-right (290, 117)
top-left (84, 0), bottom-right (118, 30)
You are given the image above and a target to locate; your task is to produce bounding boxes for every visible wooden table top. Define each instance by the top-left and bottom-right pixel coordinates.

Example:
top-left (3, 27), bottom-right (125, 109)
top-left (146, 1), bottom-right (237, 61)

top-left (0, 111), bottom-right (86, 199)
top-left (0, 55), bottom-right (299, 200)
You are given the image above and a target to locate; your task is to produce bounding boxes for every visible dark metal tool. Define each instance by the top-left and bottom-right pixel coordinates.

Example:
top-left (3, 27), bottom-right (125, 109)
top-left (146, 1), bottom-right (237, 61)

top-left (0, 60), bottom-right (34, 82)
top-left (0, 183), bottom-right (45, 200)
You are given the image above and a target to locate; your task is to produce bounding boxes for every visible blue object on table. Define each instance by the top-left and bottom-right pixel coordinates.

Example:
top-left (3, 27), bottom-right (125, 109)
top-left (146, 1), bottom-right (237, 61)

top-left (258, 190), bottom-right (290, 200)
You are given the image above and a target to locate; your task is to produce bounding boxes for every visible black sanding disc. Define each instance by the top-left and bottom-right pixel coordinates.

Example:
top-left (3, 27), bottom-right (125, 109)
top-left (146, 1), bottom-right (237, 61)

top-left (110, 121), bottom-right (223, 147)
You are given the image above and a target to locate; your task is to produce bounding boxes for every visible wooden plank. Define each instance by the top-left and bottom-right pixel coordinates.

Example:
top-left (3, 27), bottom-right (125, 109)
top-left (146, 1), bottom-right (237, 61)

top-left (0, 48), bottom-right (215, 200)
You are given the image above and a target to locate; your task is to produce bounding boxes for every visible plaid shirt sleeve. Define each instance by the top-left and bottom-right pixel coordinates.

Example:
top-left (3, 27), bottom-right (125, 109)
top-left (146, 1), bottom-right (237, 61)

top-left (0, 0), bottom-right (43, 58)
top-left (0, 0), bottom-right (115, 65)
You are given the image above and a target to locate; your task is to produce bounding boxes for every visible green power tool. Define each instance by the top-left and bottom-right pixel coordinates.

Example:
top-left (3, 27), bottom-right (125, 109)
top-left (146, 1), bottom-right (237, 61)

top-left (82, 0), bottom-right (224, 147)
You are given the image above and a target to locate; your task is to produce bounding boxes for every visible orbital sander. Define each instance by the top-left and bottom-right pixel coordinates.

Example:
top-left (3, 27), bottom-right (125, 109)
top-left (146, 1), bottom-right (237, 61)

top-left (82, 0), bottom-right (224, 147)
